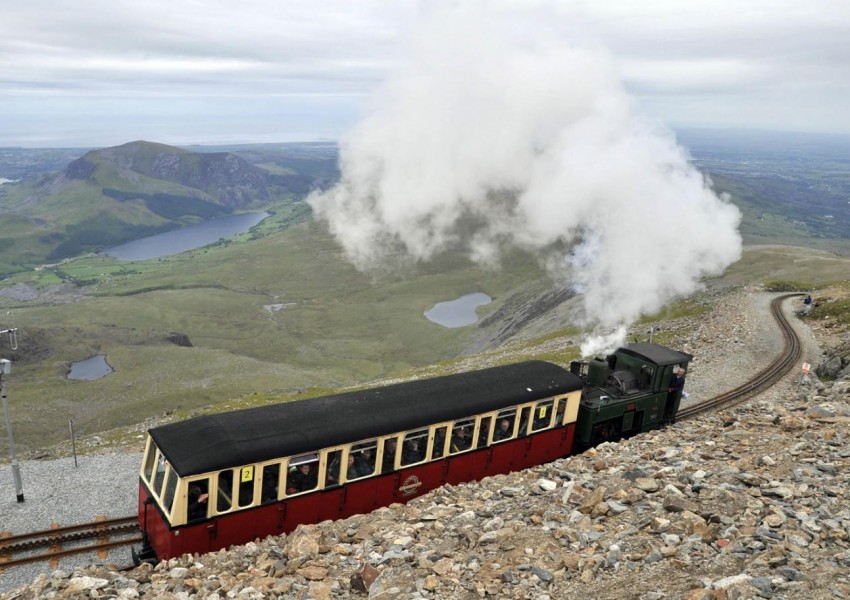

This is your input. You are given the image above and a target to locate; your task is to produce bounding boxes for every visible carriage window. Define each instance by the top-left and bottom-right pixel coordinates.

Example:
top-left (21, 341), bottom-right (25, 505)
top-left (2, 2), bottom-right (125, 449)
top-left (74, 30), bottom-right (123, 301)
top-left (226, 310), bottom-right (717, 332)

top-left (153, 454), bottom-right (167, 497)
top-left (143, 444), bottom-right (157, 482)
top-left (217, 469), bottom-right (234, 512)
top-left (531, 400), bottom-right (554, 432)
top-left (401, 429), bottom-right (428, 466)
top-left (325, 450), bottom-right (343, 487)
top-left (555, 397), bottom-right (567, 426)
top-left (163, 468), bottom-right (178, 515)
top-left (238, 466), bottom-right (255, 507)
top-left (432, 426), bottom-right (448, 459)
top-left (348, 441), bottom-right (377, 481)
top-left (518, 406), bottom-right (532, 437)
top-left (286, 454), bottom-right (319, 495)
top-left (493, 409), bottom-right (516, 443)
top-left (450, 419), bottom-right (474, 454)
top-left (477, 416), bottom-right (492, 448)
top-left (261, 464), bottom-right (280, 503)
top-left (380, 437), bottom-right (399, 473)
top-left (187, 479), bottom-right (209, 522)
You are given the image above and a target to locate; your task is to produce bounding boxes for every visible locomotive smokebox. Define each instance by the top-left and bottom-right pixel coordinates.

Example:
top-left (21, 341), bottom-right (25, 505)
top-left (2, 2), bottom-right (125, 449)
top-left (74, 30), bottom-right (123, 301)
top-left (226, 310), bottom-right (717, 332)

top-left (587, 358), bottom-right (609, 387)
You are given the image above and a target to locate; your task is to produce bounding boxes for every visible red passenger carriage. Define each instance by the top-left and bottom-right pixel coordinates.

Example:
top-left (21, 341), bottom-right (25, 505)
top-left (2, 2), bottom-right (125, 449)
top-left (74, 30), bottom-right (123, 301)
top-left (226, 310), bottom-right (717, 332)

top-left (135, 360), bottom-right (583, 562)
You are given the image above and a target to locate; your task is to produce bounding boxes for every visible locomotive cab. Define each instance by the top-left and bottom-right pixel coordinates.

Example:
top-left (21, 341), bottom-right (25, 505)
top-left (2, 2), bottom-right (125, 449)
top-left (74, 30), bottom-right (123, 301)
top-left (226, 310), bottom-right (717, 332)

top-left (573, 342), bottom-right (692, 448)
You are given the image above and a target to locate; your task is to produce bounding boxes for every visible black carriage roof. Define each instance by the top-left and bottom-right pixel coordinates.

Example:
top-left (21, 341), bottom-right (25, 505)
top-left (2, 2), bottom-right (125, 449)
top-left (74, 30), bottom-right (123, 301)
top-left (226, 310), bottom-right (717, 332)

top-left (618, 342), bottom-right (692, 367)
top-left (149, 360), bottom-right (582, 476)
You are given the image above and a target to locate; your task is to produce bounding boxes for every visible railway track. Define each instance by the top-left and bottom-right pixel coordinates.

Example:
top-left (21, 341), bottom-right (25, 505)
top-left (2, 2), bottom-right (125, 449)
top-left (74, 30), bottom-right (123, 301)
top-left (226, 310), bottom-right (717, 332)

top-left (677, 292), bottom-right (804, 421)
top-left (0, 294), bottom-right (806, 571)
top-left (0, 515), bottom-right (141, 569)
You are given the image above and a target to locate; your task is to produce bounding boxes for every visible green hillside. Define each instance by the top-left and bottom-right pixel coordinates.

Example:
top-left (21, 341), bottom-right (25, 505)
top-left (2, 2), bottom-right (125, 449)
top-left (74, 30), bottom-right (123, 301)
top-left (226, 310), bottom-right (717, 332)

top-left (0, 141), bottom-right (297, 274)
top-left (0, 209), bottom-right (556, 452)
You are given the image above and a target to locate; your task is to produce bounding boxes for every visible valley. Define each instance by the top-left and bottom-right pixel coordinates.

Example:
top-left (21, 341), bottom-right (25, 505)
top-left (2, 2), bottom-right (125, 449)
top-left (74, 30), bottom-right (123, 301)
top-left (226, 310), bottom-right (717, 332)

top-left (0, 132), bottom-right (849, 456)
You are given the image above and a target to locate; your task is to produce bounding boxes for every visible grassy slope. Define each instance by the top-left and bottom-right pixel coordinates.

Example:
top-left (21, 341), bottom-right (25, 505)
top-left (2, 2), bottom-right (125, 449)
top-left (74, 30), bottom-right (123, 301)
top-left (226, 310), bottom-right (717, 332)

top-left (0, 210), bottom-right (550, 452)
top-left (721, 245), bottom-right (850, 288)
top-left (5, 231), bottom-right (849, 457)
top-left (0, 174), bottom-right (174, 273)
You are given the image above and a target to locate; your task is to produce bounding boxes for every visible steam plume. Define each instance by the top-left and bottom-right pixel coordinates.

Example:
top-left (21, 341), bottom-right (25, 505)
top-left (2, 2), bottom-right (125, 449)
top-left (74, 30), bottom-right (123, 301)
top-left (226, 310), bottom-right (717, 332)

top-left (309, 5), bottom-right (742, 354)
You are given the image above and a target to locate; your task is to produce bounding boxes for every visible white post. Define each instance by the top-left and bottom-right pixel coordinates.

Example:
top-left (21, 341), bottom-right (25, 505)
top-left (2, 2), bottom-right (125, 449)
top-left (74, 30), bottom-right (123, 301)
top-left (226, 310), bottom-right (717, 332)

top-left (0, 359), bottom-right (24, 502)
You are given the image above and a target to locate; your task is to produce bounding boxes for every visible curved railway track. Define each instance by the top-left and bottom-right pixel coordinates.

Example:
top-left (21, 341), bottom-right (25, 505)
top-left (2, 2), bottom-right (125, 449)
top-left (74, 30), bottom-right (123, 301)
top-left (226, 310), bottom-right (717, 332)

top-left (677, 292), bottom-right (804, 421)
top-left (1, 294), bottom-right (806, 571)
top-left (0, 516), bottom-right (141, 569)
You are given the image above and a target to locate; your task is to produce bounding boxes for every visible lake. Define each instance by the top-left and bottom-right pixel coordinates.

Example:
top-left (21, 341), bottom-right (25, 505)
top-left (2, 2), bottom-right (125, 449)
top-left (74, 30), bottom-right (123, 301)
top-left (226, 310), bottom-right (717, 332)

top-left (101, 212), bottom-right (269, 261)
top-left (425, 292), bottom-right (492, 328)
top-left (67, 355), bottom-right (113, 380)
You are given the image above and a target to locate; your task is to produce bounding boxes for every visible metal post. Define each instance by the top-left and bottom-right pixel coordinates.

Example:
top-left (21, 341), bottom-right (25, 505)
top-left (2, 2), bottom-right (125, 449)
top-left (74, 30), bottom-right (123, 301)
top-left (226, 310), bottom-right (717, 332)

top-left (0, 366), bottom-right (24, 502)
top-left (69, 419), bottom-right (78, 468)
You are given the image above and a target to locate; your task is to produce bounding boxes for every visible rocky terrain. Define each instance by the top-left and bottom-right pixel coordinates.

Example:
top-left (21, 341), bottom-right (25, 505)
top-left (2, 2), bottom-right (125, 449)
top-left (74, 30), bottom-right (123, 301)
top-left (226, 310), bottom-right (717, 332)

top-left (2, 287), bottom-right (849, 600)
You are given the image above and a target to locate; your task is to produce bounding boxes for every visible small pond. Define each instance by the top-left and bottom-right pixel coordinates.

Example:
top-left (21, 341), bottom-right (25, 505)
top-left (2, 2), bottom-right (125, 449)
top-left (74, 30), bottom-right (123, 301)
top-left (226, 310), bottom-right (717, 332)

top-left (424, 292), bottom-right (492, 328)
top-left (67, 355), bottom-right (113, 380)
top-left (101, 211), bottom-right (269, 261)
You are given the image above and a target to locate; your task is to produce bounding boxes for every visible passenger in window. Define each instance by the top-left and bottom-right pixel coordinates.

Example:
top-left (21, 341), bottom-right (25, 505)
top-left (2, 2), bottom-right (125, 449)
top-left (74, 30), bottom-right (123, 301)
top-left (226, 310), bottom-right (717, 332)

top-left (493, 418), bottom-right (512, 441)
top-left (345, 455), bottom-right (360, 480)
top-left (451, 427), bottom-right (471, 452)
top-left (555, 402), bottom-right (566, 426)
top-left (533, 405), bottom-right (551, 430)
top-left (355, 448), bottom-right (375, 476)
top-left (402, 438), bottom-right (423, 464)
top-left (382, 438), bottom-right (398, 472)
top-left (286, 463), bottom-right (317, 494)
top-left (187, 484), bottom-right (209, 521)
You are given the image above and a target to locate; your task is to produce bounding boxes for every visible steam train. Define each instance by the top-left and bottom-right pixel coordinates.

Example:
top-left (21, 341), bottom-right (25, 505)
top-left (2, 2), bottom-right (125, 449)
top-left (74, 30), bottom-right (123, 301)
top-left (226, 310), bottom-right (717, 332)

top-left (134, 342), bottom-right (691, 563)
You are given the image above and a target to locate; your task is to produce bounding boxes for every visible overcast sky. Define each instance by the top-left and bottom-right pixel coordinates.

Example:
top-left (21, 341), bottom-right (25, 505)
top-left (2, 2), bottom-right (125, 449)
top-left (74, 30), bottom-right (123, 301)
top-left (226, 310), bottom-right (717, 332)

top-left (2, 0), bottom-right (849, 148)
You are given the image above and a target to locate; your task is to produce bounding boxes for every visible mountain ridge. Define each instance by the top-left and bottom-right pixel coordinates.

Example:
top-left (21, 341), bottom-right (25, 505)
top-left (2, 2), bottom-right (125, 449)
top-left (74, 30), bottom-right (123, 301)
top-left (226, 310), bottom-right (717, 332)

top-left (0, 141), bottom-right (301, 272)
top-left (69, 140), bottom-right (272, 209)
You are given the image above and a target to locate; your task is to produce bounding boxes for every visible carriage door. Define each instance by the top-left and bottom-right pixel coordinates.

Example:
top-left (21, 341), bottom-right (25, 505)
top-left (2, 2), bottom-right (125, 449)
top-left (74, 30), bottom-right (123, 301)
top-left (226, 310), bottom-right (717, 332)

top-left (251, 462), bottom-right (285, 537)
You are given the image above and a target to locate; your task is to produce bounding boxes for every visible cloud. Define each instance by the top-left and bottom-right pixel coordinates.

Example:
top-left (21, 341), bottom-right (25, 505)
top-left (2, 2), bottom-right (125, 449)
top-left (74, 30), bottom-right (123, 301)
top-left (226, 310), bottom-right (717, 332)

top-left (0, 0), bottom-right (407, 96)
top-left (3, 0), bottom-right (848, 145)
top-left (309, 3), bottom-right (742, 353)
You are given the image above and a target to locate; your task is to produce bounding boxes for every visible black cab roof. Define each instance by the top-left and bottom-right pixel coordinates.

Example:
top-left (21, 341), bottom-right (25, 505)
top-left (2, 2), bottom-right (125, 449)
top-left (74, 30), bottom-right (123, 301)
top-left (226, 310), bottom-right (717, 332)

top-left (149, 360), bottom-right (582, 476)
top-left (618, 342), bottom-right (692, 367)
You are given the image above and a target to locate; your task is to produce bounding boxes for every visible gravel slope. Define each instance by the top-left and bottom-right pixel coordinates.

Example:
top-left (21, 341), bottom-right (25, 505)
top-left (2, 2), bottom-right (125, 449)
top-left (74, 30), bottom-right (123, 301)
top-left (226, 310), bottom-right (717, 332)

top-left (0, 453), bottom-right (141, 592)
top-left (0, 288), bottom-right (821, 593)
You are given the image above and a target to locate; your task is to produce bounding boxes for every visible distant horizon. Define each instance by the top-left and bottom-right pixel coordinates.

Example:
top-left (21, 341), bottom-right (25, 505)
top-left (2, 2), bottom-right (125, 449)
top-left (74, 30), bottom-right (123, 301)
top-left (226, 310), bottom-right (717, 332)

top-left (3, 126), bottom-right (850, 151)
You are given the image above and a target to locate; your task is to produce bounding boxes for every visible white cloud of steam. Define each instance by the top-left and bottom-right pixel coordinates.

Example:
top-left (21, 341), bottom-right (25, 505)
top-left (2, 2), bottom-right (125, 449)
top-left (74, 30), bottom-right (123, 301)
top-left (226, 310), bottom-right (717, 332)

top-left (580, 326), bottom-right (628, 359)
top-left (308, 4), bottom-right (742, 354)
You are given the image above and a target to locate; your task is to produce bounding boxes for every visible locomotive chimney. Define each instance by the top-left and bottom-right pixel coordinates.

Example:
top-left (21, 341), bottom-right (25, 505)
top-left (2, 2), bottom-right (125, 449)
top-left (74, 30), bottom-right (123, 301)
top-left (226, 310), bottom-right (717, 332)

top-left (587, 358), bottom-right (609, 387)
